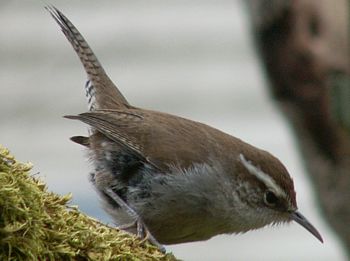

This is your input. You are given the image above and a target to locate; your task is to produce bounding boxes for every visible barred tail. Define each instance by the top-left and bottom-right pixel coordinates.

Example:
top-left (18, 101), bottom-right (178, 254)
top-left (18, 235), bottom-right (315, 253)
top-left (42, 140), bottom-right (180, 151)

top-left (47, 6), bottom-right (129, 110)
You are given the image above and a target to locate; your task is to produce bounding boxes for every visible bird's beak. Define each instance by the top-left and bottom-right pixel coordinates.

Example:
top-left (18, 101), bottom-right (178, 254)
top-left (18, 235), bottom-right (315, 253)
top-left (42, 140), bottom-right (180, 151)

top-left (290, 211), bottom-right (323, 243)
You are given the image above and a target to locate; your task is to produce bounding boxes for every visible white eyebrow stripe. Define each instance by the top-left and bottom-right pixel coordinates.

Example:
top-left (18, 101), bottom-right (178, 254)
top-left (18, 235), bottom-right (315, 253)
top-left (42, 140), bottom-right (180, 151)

top-left (239, 154), bottom-right (286, 197)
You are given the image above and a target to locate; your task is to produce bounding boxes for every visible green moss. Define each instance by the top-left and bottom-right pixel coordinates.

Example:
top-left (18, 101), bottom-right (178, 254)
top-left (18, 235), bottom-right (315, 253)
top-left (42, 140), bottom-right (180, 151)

top-left (0, 145), bottom-right (176, 261)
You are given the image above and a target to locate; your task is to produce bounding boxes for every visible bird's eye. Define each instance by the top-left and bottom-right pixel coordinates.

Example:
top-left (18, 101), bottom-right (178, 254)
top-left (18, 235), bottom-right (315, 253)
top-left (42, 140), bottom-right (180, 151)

top-left (264, 191), bottom-right (278, 206)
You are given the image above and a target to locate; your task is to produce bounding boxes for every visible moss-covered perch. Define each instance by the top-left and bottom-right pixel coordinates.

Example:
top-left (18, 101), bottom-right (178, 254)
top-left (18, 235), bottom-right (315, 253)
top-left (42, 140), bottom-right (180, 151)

top-left (0, 145), bottom-right (176, 261)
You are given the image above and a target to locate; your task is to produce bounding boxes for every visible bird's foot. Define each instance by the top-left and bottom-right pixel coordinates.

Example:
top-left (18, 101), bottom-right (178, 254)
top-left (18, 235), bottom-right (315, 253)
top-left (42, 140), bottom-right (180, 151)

top-left (136, 218), bottom-right (166, 253)
top-left (104, 188), bottom-right (166, 253)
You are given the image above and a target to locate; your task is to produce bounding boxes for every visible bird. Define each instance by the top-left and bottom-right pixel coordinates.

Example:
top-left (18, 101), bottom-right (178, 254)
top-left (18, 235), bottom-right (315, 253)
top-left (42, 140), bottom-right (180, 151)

top-left (47, 6), bottom-right (323, 252)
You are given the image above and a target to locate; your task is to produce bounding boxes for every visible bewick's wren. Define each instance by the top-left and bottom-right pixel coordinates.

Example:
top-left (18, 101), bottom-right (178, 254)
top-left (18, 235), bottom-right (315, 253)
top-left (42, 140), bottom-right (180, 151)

top-left (47, 6), bottom-right (323, 251)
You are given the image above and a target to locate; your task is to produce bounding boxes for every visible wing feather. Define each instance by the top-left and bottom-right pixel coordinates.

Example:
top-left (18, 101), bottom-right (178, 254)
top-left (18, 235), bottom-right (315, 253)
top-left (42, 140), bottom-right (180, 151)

top-left (65, 110), bottom-right (145, 158)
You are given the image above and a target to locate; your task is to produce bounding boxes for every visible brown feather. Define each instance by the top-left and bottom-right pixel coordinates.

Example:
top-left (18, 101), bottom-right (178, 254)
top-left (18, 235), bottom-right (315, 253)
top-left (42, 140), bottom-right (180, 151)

top-left (70, 136), bottom-right (90, 147)
top-left (46, 6), bottom-right (129, 110)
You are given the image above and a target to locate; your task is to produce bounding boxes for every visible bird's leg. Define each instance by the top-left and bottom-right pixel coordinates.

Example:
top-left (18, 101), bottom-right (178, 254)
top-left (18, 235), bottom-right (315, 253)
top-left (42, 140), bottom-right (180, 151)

top-left (104, 188), bottom-right (166, 253)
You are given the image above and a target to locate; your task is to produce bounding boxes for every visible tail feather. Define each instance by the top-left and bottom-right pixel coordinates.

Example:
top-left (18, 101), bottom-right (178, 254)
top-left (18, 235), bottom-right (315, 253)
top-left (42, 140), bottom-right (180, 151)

top-left (46, 6), bottom-right (129, 110)
top-left (70, 136), bottom-right (90, 147)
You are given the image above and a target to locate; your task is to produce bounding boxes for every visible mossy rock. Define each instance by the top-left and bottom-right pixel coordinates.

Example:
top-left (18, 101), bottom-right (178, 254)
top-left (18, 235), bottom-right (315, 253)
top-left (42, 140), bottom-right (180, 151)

top-left (0, 145), bottom-right (177, 261)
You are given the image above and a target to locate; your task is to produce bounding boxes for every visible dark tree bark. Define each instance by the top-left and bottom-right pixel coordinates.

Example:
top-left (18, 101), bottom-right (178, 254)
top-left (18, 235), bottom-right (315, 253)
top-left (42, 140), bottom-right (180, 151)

top-left (245, 0), bottom-right (350, 257)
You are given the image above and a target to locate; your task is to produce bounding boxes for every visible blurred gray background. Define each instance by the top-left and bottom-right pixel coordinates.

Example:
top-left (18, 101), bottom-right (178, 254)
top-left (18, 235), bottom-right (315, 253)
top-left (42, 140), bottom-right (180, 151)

top-left (0, 0), bottom-right (346, 260)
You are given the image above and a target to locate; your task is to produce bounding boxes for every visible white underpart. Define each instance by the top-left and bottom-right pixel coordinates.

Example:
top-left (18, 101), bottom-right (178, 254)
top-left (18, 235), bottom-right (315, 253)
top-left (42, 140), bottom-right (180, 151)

top-left (239, 154), bottom-right (286, 197)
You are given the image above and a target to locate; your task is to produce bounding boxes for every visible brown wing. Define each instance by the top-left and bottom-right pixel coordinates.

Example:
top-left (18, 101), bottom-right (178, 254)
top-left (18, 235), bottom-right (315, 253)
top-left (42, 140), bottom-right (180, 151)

top-left (47, 6), bottom-right (129, 110)
top-left (65, 109), bottom-right (226, 170)
top-left (65, 110), bottom-right (144, 155)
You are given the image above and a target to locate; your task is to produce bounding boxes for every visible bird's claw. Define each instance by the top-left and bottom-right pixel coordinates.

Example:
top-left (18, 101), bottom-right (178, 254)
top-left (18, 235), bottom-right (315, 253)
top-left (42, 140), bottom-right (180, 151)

top-left (105, 187), bottom-right (166, 253)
